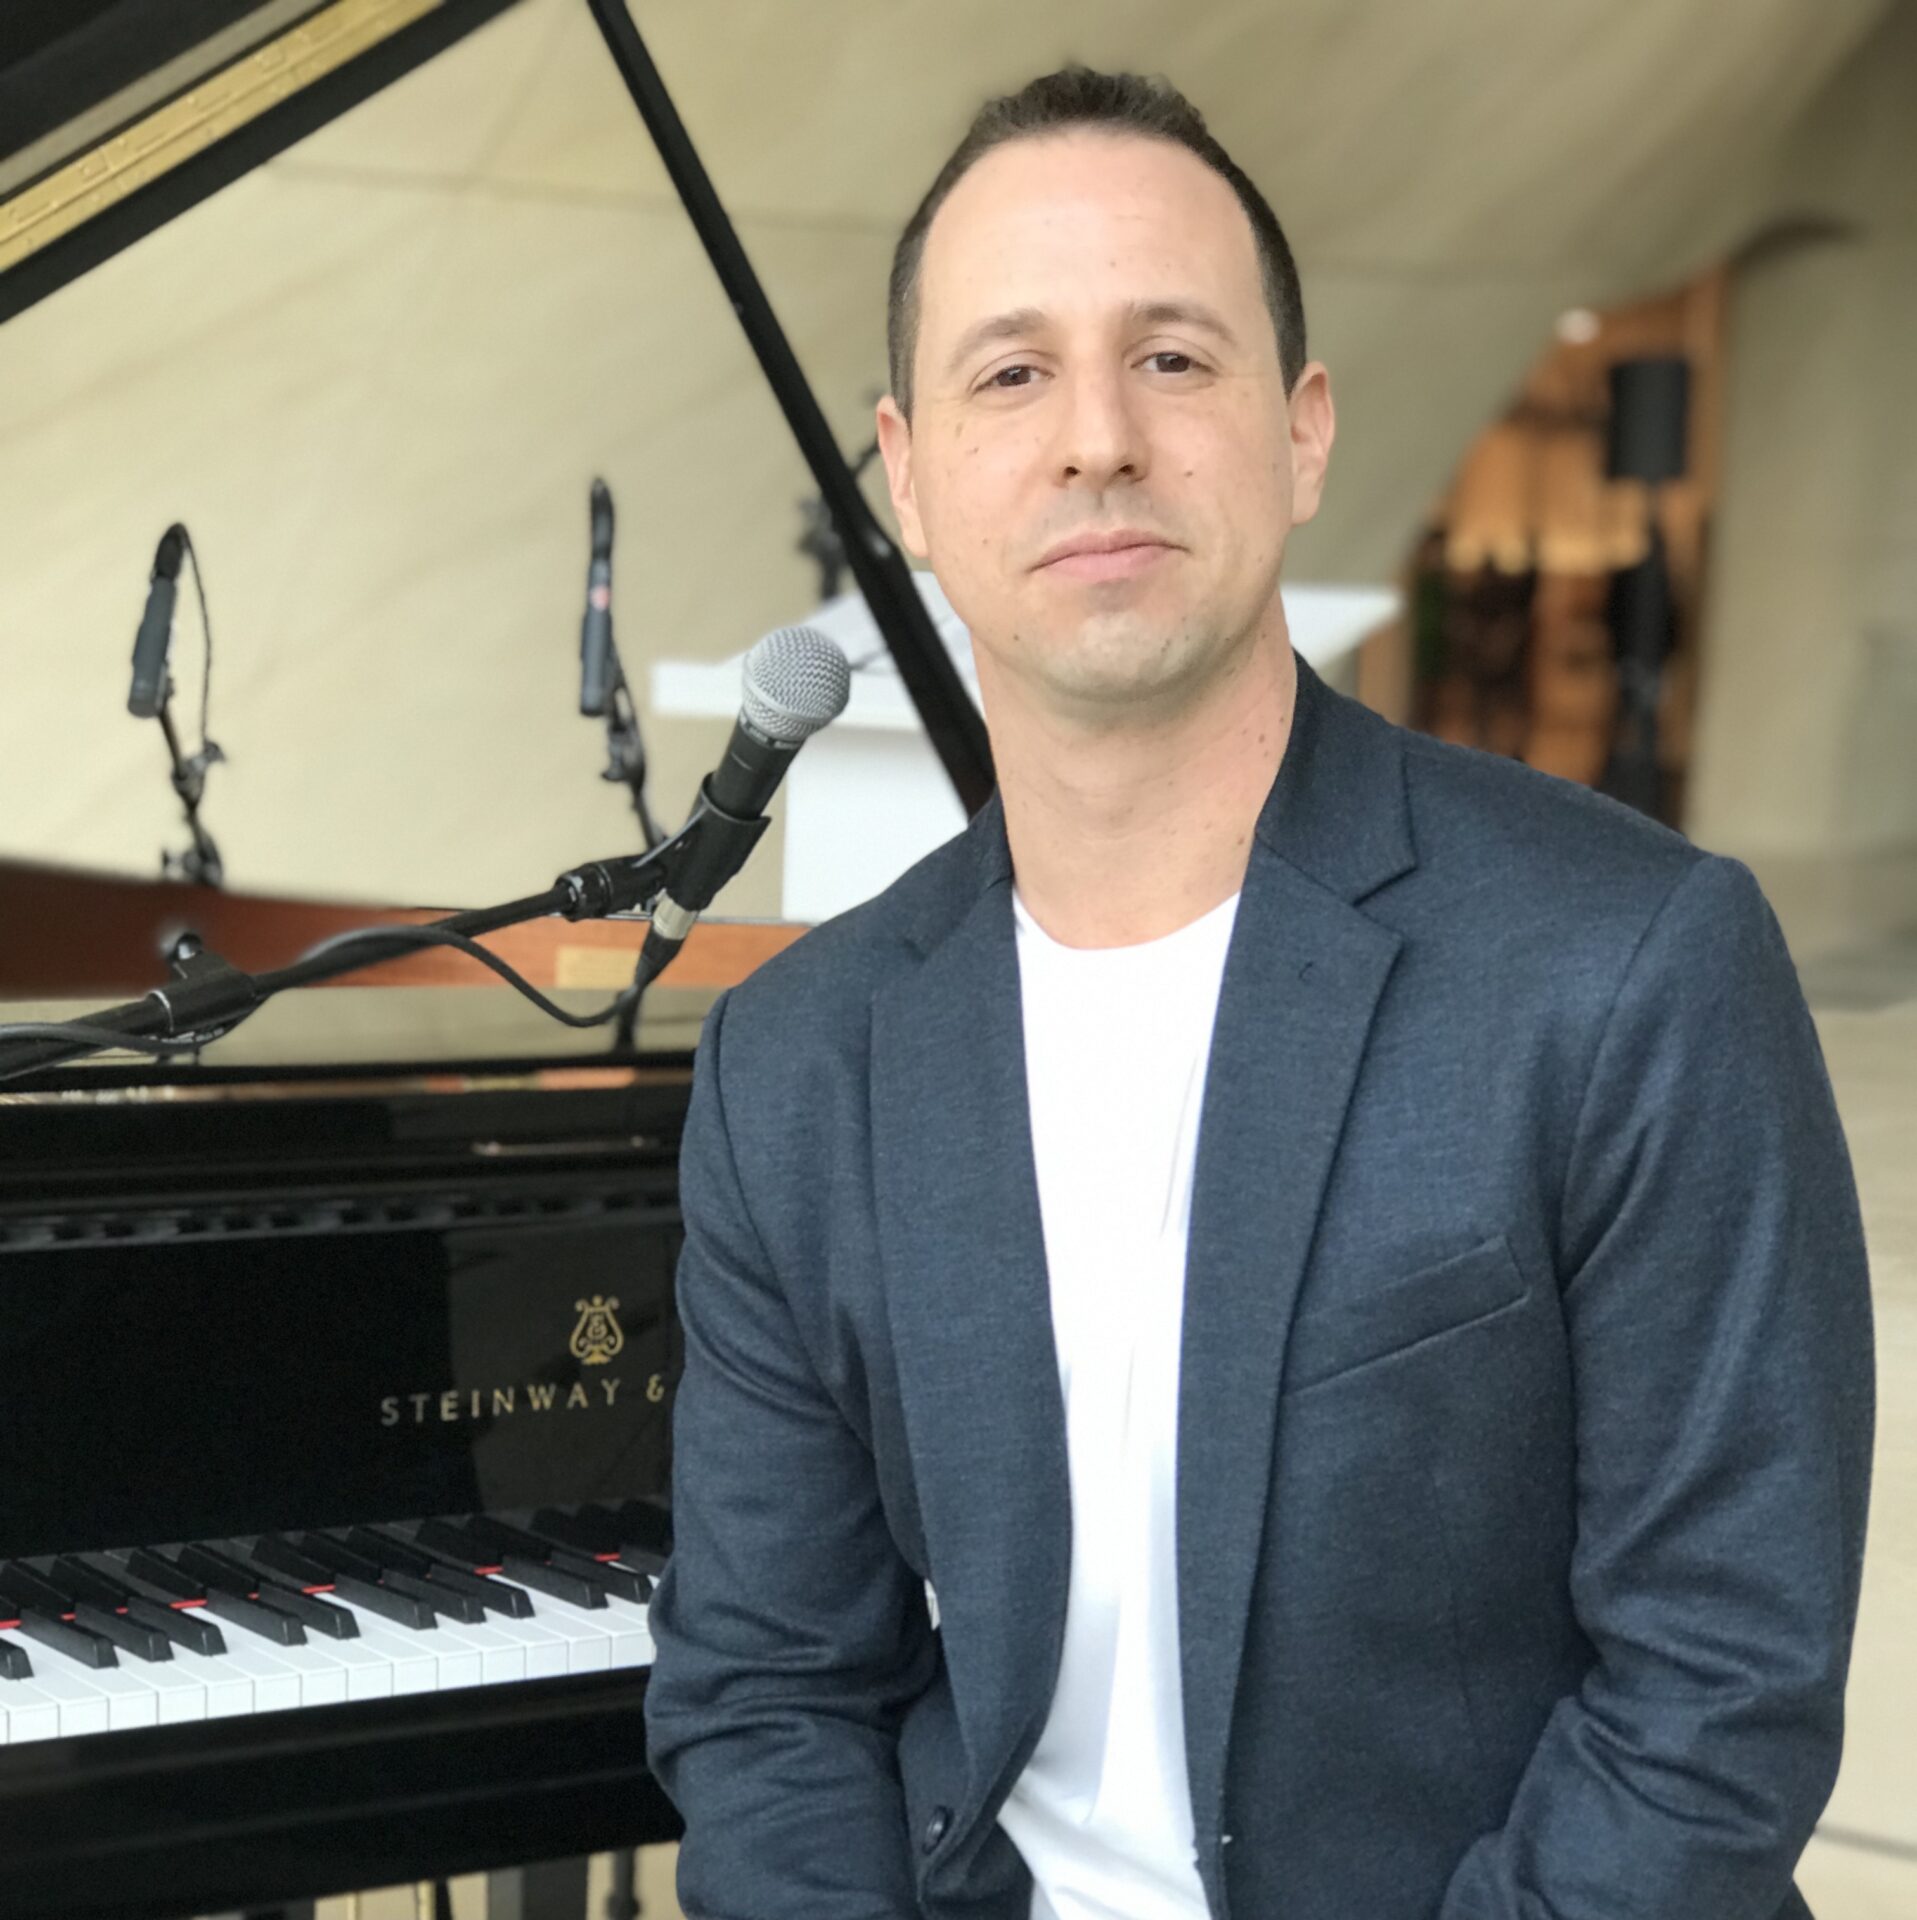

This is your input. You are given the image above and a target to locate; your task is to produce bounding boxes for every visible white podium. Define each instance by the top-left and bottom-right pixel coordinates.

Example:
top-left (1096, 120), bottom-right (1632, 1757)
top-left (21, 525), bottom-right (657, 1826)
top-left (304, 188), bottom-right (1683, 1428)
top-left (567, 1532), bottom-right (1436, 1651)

top-left (651, 573), bottom-right (1397, 924)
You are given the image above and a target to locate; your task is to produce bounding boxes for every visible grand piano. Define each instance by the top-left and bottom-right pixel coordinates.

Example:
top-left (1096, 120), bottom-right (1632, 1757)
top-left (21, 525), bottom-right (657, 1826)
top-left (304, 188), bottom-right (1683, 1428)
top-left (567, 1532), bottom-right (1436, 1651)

top-left (0, 5), bottom-right (988, 1914)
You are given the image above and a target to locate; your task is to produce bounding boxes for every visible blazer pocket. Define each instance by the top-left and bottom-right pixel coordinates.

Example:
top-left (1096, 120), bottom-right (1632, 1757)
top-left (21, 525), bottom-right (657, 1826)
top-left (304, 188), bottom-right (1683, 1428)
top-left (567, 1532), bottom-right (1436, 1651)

top-left (1284, 1232), bottom-right (1529, 1395)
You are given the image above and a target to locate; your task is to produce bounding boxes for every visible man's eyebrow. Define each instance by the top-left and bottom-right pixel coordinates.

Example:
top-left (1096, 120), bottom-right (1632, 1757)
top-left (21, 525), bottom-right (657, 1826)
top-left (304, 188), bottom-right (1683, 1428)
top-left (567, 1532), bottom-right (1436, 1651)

top-left (1126, 298), bottom-right (1240, 347)
top-left (941, 307), bottom-right (1050, 381)
top-left (939, 298), bottom-right (1242, 382)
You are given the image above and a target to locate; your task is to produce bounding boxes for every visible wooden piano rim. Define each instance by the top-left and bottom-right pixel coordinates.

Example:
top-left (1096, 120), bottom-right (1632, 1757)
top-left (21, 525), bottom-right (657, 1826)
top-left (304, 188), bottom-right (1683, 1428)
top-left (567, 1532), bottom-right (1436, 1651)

top-left (0, 856), bottom-right (806, 998)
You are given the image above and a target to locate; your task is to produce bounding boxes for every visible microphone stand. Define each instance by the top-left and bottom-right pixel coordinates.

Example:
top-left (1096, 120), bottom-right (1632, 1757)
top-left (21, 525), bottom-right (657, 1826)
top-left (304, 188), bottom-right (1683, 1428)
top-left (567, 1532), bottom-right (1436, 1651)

top-left (600, 660), bottom-right (664, 854)
top-left (155, 696), bottom-right (226, 886)
top-left (0, 786), bottom-right (769, 1086)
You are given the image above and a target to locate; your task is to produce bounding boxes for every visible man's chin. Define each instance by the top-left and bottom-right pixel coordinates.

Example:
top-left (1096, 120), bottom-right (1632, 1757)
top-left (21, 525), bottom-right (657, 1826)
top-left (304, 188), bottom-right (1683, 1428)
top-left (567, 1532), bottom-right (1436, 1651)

top-left (1025, 627), bottom-right (1219, 717)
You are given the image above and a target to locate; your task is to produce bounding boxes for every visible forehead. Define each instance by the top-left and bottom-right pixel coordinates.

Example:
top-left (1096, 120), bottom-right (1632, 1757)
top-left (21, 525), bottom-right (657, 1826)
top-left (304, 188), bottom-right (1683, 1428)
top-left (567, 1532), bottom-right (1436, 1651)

top-left (917, 130), bottom-right (1264, 339)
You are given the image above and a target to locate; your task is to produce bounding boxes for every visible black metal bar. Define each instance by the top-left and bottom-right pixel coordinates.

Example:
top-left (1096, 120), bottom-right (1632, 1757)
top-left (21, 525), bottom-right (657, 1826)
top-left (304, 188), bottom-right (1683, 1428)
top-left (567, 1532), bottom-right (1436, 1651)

top-left (582, 0), bottom-right (995, 817)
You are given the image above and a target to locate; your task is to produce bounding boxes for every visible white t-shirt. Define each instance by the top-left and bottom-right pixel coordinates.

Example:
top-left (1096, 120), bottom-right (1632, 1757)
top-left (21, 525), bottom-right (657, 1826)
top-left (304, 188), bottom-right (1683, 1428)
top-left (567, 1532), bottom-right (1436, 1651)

top-left (997, 884), bottom-right (1241, 1920)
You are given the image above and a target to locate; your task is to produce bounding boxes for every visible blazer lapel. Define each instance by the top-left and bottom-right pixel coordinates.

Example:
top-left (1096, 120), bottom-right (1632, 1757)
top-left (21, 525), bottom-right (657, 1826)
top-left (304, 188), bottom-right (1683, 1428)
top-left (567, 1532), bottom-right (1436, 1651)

top-left (871, 817), bottom-right (1070, 1827)
top-left (1176, 655), bottom-right (1416, 1846)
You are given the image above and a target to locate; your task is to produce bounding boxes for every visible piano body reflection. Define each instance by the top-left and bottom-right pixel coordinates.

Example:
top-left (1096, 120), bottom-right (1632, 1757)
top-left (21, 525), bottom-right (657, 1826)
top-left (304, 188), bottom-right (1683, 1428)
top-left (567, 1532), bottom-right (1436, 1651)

top-left (0, 2), bottom-right (987, 1913)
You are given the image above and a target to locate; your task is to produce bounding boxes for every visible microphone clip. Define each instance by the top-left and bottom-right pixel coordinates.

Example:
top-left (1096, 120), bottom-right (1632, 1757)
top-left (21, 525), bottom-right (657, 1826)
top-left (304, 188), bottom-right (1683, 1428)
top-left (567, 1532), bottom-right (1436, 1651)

top-left (557, 778), bottom-right (770, 924)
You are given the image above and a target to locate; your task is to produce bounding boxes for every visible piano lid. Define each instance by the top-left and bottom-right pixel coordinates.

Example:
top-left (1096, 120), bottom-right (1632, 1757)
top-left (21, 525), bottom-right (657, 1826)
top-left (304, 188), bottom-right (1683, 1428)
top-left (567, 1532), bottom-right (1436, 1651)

top-left (0, 0), bottom-right (524, 320)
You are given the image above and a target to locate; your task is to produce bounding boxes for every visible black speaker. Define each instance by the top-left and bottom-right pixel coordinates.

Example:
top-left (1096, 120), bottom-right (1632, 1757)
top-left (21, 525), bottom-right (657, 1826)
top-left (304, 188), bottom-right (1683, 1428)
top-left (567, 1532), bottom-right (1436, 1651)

top-left (1605, 356), bottom-right (1690, 484)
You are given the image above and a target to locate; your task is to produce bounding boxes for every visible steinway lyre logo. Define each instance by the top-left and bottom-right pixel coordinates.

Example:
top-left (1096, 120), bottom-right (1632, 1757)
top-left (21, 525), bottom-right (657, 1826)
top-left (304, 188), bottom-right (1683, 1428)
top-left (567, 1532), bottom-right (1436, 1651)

top-left (570, 1294), bottom-right (625, 1367)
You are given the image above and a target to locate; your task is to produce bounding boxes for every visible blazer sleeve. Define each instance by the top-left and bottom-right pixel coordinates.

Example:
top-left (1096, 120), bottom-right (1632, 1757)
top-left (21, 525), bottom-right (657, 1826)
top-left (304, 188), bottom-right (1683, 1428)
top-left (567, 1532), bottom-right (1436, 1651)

top-left (644, 987), bottom-right (936, 1920)
top-left (1438, 854), bottom-right (1876, 1920)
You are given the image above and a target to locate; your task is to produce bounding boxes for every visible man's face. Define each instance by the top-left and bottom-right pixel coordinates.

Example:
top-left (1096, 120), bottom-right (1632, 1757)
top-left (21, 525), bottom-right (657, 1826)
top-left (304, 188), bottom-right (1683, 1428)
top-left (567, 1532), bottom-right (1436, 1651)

top-left (877, 130), bottom-right (1333, 728)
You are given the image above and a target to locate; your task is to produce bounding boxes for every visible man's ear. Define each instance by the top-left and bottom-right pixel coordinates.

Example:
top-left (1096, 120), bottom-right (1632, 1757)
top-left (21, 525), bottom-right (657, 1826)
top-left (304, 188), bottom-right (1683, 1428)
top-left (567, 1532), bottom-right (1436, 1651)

top-left (1286, 361), bottom-right (1336, 527)
top-left (876, 394), bottom-right (929, 559)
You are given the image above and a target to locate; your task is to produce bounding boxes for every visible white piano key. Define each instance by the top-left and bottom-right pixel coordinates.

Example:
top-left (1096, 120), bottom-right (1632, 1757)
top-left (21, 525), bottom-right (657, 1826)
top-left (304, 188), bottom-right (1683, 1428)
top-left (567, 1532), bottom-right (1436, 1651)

top-left (257, 1634), bottom-right (349, 1709)
top-left (8, 1661), bottom-right (111, 1737)
top-left (38, 1656), bottom-right (161, 1732)
top-left (301, 1626), bottom-right (392, 1701)
top-left (540, 1593), bottom-right (649, 1670)
top-left (516, 1595), bottom-right (609, 1674)
top-left (332, 1610), bottom-right (436, 1696)
top-left (421, 1614), bottom-right (525, 1687)
top-left (65, 1646), bottom-right (204, 1727)
top-left (203, 1636), bottom-right (301, 1715)
top-left (182, 1646), bottom-right (253, 1720)
top-left (479, 1608), bottom-right (570, 1681)
top-left (136, 1656), bottom-right (209, 1725)
top-left (329, 1601), bottom-right (471, 1692)
top-left (0, 1676), bottom-right (64, 1745)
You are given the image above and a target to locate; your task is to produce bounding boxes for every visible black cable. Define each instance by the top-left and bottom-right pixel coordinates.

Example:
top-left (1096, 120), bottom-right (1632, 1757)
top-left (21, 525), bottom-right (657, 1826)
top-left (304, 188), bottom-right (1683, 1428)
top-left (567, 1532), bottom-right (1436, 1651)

top-left (178, 526), bottom-right (214, 757)
top-left (0, 1019), bottom-right (249, 1057)
top-left (0, 922), bottom-right (645, 1064)
top-left (285, 920), bottom-right (640, 1029)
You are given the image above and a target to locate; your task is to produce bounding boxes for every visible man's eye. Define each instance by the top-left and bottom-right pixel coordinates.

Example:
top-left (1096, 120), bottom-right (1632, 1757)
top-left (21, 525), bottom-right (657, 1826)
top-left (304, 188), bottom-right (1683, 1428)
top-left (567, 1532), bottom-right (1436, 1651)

top-left (988, 364), bottom-right (1037, 389)
top-left (1145, 351), bottom-right (1196, 374)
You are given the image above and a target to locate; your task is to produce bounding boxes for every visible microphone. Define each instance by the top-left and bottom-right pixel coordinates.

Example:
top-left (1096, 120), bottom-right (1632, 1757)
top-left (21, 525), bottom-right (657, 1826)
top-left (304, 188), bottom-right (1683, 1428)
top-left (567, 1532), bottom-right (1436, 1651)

top-left (128, 525), bottom-right (186, 719)
top-left (579, 479), bottom-right (616, 716)
top-left (640, 624), bottom-right (850, 980)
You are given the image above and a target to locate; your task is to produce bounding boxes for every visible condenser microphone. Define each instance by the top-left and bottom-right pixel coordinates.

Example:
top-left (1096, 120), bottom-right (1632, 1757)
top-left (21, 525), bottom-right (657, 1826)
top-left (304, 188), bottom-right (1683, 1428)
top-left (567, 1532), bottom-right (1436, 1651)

top-left (640, 624), bottom-right (850, 979)
top-left (579, 478), bottom-right (616, 716)
top-left (128, 524), bottom-right (186, 719)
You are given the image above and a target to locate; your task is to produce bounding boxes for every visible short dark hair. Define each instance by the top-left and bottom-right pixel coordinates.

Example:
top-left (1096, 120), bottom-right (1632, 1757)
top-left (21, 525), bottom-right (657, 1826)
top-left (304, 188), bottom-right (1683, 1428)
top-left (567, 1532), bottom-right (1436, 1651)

top-left (886, 66), bottom-right (1307, 418)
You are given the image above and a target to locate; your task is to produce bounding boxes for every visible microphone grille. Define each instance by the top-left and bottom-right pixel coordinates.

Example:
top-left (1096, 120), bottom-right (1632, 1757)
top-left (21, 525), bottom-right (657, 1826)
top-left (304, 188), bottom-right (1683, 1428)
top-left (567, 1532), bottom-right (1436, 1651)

top-left (742, 624), bottom-right (852, 743)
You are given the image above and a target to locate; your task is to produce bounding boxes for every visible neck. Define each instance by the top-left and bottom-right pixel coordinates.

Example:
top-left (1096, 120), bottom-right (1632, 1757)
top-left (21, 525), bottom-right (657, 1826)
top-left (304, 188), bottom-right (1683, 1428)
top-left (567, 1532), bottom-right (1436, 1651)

top-left (989, 632), bottom-right (1298, 949)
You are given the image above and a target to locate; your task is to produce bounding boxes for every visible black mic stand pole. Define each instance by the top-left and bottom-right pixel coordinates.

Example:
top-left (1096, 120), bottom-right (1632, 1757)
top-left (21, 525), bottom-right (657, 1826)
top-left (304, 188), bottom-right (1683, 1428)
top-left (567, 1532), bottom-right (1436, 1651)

top-left (0, 786), bottom-right (769, 1085)
top-left (154, 694), bottom-right (226, 886)
top-left (601, 664), bottom-right (664, 854)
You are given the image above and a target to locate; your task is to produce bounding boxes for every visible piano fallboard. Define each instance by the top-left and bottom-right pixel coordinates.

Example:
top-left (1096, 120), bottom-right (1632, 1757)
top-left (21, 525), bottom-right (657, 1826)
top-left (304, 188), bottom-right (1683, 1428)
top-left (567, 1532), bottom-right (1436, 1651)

top-left (0, 1066), bottom-right (689, 1561)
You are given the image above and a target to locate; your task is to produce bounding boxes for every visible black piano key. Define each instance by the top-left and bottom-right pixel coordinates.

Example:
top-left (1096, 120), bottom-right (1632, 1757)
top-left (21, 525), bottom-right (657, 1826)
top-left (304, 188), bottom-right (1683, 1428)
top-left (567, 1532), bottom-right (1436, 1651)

top-left (121, 1549), bottom-right (202, 1603)
top-left (400, 1543), bottom-right (535, 1620)
top-left (463, 1513), bottom-right (647, 1602)
top-left (526, 1509), bottom-right (607, 1555)
top-left (516, 1527), bottom-right (649, 1603)
top-left (249, 1536), bottom-right (335, 1587)
top-left (441, 1515), bottom-right (619, 1606)
top-left (294, 1533), bottom-right (387, 1587)
top-left (127, 1594), bottom-right (226, 1657)
top-left (412, 1517), bottom-right (485, 1566)
top-left (380, 1567), bottom-right (484, 1625)
top-left (73, 1602), bottom-right (171, 1663)
top-left (464, 1515), bottom-right (557, 1562)
top-left (0, 1562), bottom-right (78, 1618)
top-left (215, 1550), bottom-right (359, 1640)
top-left (175, 1542), bottom-right (260, 1596)
top-left (609, 1499), bottom-right (674, 1556)
top-left (253, 1580), bottom-right (361, 1640)
top-left (327, 1573), bottom-right (436, 1632)
top-left (584, 1505), bottom-right (671, 1577)
top-left (76, 1554), bottom-right (164, 1606)
top-left (0, 1637), bottom-right (31, 1680)
top-left (202, 1586), bottom-right (305, 1647)
top-left (346, 1526), bottom-right (431, 1577)
top-left (15, 1610), bottom-right (117, 1669)
top-left (497, 1553), bottom-right (605, 1610)
top-left (44, 1556), bottom-right (133, 1614)
top-left (65, 1559), bottom-right (231, 1657)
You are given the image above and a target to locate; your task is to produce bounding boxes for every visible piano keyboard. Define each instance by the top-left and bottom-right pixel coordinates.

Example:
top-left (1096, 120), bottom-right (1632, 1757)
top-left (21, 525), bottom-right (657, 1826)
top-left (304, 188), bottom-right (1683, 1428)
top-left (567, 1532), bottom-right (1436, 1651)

top-left (0, 1506), bottom-right (665, 1745)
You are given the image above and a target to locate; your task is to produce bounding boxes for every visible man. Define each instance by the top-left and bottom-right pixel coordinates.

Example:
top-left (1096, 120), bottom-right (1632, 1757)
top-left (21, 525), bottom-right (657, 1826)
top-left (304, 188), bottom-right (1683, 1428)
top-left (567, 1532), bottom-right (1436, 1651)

top-left (644, 66), bottom-right (1875, 1920)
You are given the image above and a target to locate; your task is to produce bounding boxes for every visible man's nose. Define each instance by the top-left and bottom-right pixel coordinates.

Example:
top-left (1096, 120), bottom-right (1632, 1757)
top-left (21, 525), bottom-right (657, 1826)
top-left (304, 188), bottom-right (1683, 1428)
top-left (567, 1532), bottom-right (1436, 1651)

top-left (1051, 365), bottom-right (1149, 489)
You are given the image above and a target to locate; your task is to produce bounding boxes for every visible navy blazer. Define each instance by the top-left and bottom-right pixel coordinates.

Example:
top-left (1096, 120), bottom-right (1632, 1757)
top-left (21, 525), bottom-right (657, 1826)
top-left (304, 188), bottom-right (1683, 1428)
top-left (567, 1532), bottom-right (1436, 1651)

top-left (645, 652), bottom-right (1874, 1920)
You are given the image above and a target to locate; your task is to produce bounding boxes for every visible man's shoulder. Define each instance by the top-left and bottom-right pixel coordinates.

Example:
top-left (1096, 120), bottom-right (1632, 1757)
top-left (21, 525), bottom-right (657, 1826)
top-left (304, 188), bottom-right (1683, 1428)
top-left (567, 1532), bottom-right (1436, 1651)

top-left (1391, 718), bottom-right (1709, 929)
top-left (712, 815), bottom-right (980, 1050)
